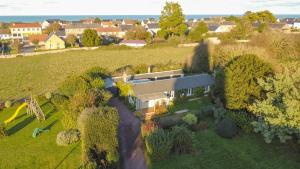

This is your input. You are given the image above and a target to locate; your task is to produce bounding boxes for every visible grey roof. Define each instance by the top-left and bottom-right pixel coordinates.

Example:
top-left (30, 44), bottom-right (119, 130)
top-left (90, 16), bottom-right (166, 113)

top-left (56, 29), bottom-right (66, 37)
top-left (131, 74), bottom-right (214, 97)
top-left (120, 25), bottom-right (135, 31)
top-left (207, 24), bottom-right (220, 31)
top-left (147, 23), bottom-right (159, 29)
top-left (64, 23), bottom-right (101, 29)
top-left (45, 32), bottom-right (64, 42)
top-left (46, 19), bottom-right (64, 23)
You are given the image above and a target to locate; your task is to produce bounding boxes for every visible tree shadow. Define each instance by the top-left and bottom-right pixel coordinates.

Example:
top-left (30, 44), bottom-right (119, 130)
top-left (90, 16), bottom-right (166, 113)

top-left (53, 142), bottom-right (81, 169)
top-left (44, 120), bottom-right (58, 130)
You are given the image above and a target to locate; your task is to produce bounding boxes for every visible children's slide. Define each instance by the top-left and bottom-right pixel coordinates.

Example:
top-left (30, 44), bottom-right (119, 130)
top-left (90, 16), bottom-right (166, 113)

top-left (4, 103), bottom-right (28, 124)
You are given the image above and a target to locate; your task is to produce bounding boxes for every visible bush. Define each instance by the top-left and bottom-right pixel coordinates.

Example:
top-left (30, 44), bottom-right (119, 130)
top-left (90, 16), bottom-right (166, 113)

top-left (5, 100), bottom-right (12, 108)
top-left (83, 67), bottom-right (109, 81)
top-left (216, 118), bottom-right (238, 138)
top-left (198, 105), bottom-right (214, 118)
top-left (194, 87), bottom-right (205, 97)
top-left (56, 129), bottom-right (80, 146)
top-left (58, 76), bottom-right (91, 98)
top-left (145, 128), bottom-right (173, 161)
top-left (227, 111), bottom-right (255, 133)
top-left (171, 126), bottom-right (194, 154)
top-left (182, 113), bottom-right (198, 125)
top-left (0, 122), bottom-right (7, 138)
top-left (157, 114), bottom-right (183, 129)
top-left (213, 106), bottom-right (226, 123)
top-left (62, 110), bottom-right (79, 130)
top-left (78, 107), bottom-right (119, 165)
top-left (90, 79), bottom-right (105, 90)
top-left (141, 121), bottom-right (157, 138)
top-left (50, 93), bottom-right (69, 109)
top-left (190, 121), bottom-right (209, 131)
top-left (45, 92), bottom-right (52, 100)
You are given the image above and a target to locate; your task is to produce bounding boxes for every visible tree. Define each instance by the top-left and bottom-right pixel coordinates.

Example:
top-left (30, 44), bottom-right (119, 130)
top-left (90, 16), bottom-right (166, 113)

top-left (224, 54), bottom-right (272, 110)
top-left (65, 35), bottom-right (77, 47)
top-left (250, 65), bottom-right (300, 143)
top-left (32, 39), bottom-right (39, 50)
top-left (257, 22), bottom-right (269, 33)
top-left (125, 26), bottom-right (151, 42)
top-left (44, 23), bottom-right (61, 34)
top-left (243, 10), bottom-right (276, 23)
top-left (188, 22), bottom-right (208, 42)
top-left (230, 19), bottom-right (253, 40)
top-left (11, 39), bottom-right (21, 54)
top-left (94, 17), bottom-right (101, 24)
top-left (159, 2), bottom-right (187, 38)
top-left (81, 29), bottom-right (101, 47)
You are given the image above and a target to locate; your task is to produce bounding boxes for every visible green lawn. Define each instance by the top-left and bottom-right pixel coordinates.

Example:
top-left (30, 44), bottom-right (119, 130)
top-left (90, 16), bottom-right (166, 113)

top-left (0, 46), bottom-right (193, 100)
top-left (150, 119), bottom-right (300, 169)
top-left (0, 101), bottom-right (81, 169)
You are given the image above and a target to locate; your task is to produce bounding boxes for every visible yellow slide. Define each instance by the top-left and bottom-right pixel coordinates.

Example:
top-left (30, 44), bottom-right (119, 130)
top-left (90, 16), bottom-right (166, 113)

top-left (4, 103), bottom-right (28, 124)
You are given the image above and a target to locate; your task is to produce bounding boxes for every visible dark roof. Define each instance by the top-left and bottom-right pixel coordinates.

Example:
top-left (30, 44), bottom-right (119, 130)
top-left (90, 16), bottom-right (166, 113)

top-left (46, 19), bottom-right (64, 23)
top-left (45, 32), bottom-right (64, 42)
top-left (207, 23), bottom-right (220, 31)
top-left (120, 25), bottom-right (135, 31)
top-left (56, 29), bottom-right (66, 37)
top-left (64, 23), bottom-right (102, 29)
top-left (147, 23), bottom-right (159, 29)
top-left (131, 74), bottom-right (214, 97)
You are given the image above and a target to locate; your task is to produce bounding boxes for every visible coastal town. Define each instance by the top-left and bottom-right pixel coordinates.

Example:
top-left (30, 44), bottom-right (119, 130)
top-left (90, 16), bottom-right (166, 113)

top-left (0, 15), bottom-right (300, 55)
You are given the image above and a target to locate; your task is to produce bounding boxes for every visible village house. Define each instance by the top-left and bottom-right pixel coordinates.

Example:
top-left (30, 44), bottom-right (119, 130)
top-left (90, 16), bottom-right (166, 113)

top-left (119, 25), bottom-right (135, 37)
top-left (122, 19), bottom-right (138, 25)
top-left (119, 40), bottom-right (147, 48)
top-left (113, 71), bottom-right (215, 113)
top-left (207, 23), bottom-right (221, 33)
top-left (10, 23), bottom-right (42, 40)
top-left (269, 23), bottom-right (290, 31)
top-left (214, 22), bottom-right (236, 33)
top-left (145, 23), bottom-right (160, 36)
top-left (96, 27), bottom-right (122, 38)
top-left (80, 18), bottom-right (97, 24)
top-left (0, 29), bottom-right (11, 40)
top-left (28, 34), bottom-right (48, 46)
top-left (41, 19), bottom-right (65, 29)
top-left (64, 23), bottom-right (102, 36)
top-left (45, 32), bottom-right (66, 50)
top-left (101, 21), bottom-right (115, 28)
top-left (294, 22), bottom-right (300, 29)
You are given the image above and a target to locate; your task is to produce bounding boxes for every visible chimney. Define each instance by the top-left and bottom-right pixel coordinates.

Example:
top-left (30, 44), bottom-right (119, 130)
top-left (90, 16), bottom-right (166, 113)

top-left (122, 72), bottom-right (127, 82)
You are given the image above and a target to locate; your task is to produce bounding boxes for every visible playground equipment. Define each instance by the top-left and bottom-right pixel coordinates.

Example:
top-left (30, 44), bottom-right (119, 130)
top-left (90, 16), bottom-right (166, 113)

top-left (4, 96), bottom-right (45, 124)
top-left (32, 128), bottom-right (49, 138)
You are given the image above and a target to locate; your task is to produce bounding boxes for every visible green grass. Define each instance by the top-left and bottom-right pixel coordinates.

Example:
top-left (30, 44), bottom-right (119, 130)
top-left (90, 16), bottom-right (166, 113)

top-left (0, 46), bottom-right (193, 100)
top-left (0, 101), bottom-right (81, 169)
top-left (171, 97), bottom-right (212, 113)
top-left (151, 119), bottom-right (300, 169)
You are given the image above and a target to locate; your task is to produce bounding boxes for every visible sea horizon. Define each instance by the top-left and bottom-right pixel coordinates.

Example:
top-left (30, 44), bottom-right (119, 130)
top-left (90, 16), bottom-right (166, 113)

top-left (1, 14), bottom-right (300, 23)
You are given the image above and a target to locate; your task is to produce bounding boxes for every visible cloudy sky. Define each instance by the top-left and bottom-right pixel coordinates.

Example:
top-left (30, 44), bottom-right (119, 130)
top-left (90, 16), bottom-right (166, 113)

top-left (0, 0), bottom-right (299, 15)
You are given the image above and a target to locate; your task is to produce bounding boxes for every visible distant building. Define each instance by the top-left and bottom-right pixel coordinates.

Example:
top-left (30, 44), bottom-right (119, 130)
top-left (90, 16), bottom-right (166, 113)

top-left (0, 29), bottom-right (11, 40)
top-left (41, 19), bottom-right (64, 29)
top-left (28, 34), bottom-right (48, 46)
top-left (207, 23), bottom-right (220, 33)
top-left (119, 25), bottom-right (135, 37)
top-left (96, 27), bottom-right (122, 38)
top-left (294, 22), bottom-right (300, 29)
top-left (45, 32), bottom-right (65, 50)
top-left (122, 19), bottom-right (138, 25)
top-left (269, 23), bottom-right (290, 31)
top-left (64, 24), bottom-right (102, 36)
top-left (119, 40), bottom-right (146, 48)
top-left (215, 22), bottom-right (236, 33)
top-left (80, 18), bottom-right (96, 24)
top-left (101, 21), bottom-right (115, 28)
top-left (10, 23), bottom-right (42, 40)
top-left (145, 23), bottom-right (160, 36)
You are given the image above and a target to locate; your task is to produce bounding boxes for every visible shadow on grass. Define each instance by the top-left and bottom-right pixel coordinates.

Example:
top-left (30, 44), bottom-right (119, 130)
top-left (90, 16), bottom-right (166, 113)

top-left (54, 142), bottom-right (81, 169)
top-left (44, 120), bottom-right (58, 130)
top-left (7, 116), bottom-right (35, 136)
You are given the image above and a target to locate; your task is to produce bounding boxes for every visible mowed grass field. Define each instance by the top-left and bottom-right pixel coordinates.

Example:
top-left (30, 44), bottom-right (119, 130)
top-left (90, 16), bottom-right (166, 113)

top-left (0, 46), bottom-right (193, 100)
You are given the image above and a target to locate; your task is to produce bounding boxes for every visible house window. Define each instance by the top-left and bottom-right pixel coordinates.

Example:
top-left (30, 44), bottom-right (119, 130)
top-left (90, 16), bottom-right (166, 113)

top-left (170, 91), bottom-right (175, 98)
top-left (187, 88), bottom-right (192, 96)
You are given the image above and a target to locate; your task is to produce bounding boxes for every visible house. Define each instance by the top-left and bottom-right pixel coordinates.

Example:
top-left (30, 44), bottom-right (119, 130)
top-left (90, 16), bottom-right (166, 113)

top-left (0, 29), bottom-right (11, 40)
top-left (122, 19), bottom-right (138, 25)
top-left (41, 19), bottom-right (64, 29)
top-left (294, 22), bottom-right (300, 29)
top-left (80, 18), bottom-right (96, 24)
top-left (28, 34), bottom-right (48, 46)
top-left (101, 21), bottom-right (115, 28)
top-left (119, 25), bottom-right (135, 37)
top-left (186, 21), bottom-right (198, 30)
top-left (45, 32), bottom-right (65, 49)
top-left (64, 24), bottom-right (102, 36)
top-left (269, 23), bottom-right (290, 31)
top-left (141, 20), bottom-right (150, 26)
top-left (125, 73), bottom-right (214, 112)
top-left (10, 23), bottom-right (42, 40)
top-left (207, 23), bottom-right (221, 33)
top-left (119, 40), bottom-right (146, 47)
top-left (145, 23), bottom-right (160, 35)
top-left (215, 22), bottom-right (236, 33)
top-left (96, 27), bottom-right (122, 38)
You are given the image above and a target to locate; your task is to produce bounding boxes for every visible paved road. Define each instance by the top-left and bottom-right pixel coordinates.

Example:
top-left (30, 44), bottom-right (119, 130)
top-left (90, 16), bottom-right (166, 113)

top-left (109, 98), bottom-right (147, 169)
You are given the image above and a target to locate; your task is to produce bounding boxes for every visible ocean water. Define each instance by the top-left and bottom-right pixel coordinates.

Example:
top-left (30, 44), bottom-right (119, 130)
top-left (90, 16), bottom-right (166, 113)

top-left (0, 14), bottom-right (300, 23)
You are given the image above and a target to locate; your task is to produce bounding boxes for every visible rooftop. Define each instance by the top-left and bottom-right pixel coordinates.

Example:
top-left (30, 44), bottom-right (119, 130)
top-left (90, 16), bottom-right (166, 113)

top-left (11, 23), bottom-right (41, 28)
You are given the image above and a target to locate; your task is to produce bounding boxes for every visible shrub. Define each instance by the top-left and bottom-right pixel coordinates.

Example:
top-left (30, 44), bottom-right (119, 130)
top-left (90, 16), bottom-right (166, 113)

top-left (62, 110), bottom-right (79, 130)
top-left (194, 87), bottom-right (205, 97)
top-left (50, 93), bottom-right (69, 109)
top-left (157, 114), bottom-right (183, 129)
top-left (58, 76), bottom-right (90, 98)
top-left (83, 67), bottom-right (109, 81)
top-left (56, 129), bottom-right (80, 146)
top-left (171, 126), bottom-right (194, 154)
top-left (90, 79), bottom-right (105, 90)
top-left (141, 121), bottom-right (158, 138)
top-left (78, 107), bottom-right (119, 166)
top-left (227, 111), bottom-right (255, 133)
top-left (198, 105), bottom-right (214, 118)
top-left (69, 91), bottom-right (96, 113)
top-left (190, 121), bottom-right (209, 131)
top-left (216, 118), bottom-right (238, 138)
top-left (213, 106), bottom-right (226, 123)
top-left (0, 122), bottom-right (7, 138)
top-left (5, 100), bottom-right (12, 108)
top-left (145, 128), bottom-right (173, 161)
top-left (182, 113), bottom-right (198, 125)
top-left (45, 92), bottom-right (52, 100)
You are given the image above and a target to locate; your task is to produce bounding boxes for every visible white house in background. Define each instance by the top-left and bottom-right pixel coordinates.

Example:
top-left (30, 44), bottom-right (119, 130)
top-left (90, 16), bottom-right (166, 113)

top-left (122, 19), bottom-right (138, 25)
top-left (0, 29), bottom-right (11, 40)
top-left (145, 23), bottom-right (160, 36)
top-left (119, 40), bottom-right (146, 47)
top-left (215, 22), bottom-right (236, 33)
top-left (294, 22), bottom-right (300, 29)
top-left (41, 19), bottom-right (64, 29)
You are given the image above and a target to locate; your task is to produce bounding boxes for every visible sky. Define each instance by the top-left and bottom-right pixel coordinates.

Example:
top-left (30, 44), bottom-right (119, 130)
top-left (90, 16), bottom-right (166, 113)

top-left (0, 0), bottom-right (300, 15)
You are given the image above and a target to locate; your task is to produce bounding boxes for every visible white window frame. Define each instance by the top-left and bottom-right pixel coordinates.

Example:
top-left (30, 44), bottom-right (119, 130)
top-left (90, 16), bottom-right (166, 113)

top-left (170, 91), bottom-right (175, 98)
top-left (187, 88), bottom-right (192, 96)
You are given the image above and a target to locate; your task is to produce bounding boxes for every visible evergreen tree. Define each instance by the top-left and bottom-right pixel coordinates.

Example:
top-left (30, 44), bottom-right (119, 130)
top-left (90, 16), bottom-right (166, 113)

top-left (159, 2), bottom-right (187, 38)
top-left (81, 29), bottom-right (101, 47)
top-left (188, 22), bottom-right (208, 42)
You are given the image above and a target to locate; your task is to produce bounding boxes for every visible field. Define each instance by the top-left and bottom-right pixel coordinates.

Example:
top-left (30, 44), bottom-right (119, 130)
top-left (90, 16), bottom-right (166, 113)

top-left (0, 100), bottom-right (81, 169)
top-left (151, 118), bottom-right (300, 169)
top-left (0, 46), bottom-right (193, 100)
